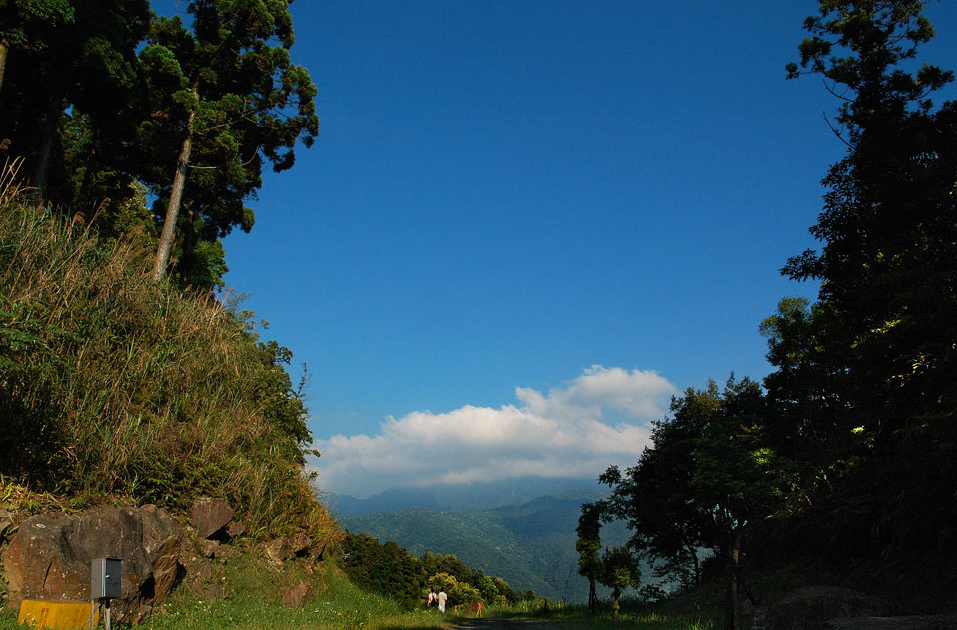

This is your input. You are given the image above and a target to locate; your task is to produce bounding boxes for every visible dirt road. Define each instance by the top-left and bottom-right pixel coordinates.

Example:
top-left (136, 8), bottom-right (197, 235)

top-left (451, 620), bottom-right (568, 630)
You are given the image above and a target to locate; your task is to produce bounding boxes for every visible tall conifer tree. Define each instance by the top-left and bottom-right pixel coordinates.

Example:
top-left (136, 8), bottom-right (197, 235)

top-left (139, 0), bottom-right (318, 285)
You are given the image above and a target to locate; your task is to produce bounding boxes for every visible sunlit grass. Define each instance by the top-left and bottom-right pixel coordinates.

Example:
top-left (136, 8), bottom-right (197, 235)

top-left (135, 553), bottom-right (453, 630)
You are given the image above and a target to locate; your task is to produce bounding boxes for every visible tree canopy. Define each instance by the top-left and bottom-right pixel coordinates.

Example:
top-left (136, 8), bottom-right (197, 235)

top-left (0, 0), bottom-right (318, 290)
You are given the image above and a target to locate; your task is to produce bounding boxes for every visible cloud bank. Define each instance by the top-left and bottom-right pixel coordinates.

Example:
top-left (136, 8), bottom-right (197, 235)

top-left (312, 365), bottom-right (676, 498)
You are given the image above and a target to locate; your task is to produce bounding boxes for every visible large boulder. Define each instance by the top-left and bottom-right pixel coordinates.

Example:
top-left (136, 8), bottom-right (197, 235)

top-left (752, 586), bottom-right (891, 630)
top-left (2, 505), bottom-right (185, 623)
top-left (190, 497), bottom-right (235, 541)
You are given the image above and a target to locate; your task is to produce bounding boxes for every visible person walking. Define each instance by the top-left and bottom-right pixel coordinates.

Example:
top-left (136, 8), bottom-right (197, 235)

top-left (437, 590), bottom-right (448, 613)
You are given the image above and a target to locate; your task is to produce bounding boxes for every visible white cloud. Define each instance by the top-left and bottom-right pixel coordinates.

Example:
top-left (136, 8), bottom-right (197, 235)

top-left (311, 366), bottom-right (676, 498)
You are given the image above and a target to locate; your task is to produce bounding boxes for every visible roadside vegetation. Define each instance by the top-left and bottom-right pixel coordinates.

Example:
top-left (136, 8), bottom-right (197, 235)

top-left (0, 163), bottom-right (321, 538)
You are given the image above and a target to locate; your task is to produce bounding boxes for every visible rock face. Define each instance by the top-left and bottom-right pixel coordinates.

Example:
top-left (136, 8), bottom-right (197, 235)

top-left (190, 497), bottom-right (235, 541)
top-left (282, 581), bottom-right (311, 607)
top-left (752, 586), bottom-right (892, 630)
top-left (2, 505), bottom-right (185, 623)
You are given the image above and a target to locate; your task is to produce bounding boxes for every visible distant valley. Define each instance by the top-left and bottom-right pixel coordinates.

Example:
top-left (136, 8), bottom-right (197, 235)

top-left (335, 484), bottom-right (634, 602)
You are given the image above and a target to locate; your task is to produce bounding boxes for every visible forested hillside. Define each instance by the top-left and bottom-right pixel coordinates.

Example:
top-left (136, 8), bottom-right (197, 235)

top-left (342, 490), bottom-right (634, 602)
top-left (0, 3), bottom-right (528, 622)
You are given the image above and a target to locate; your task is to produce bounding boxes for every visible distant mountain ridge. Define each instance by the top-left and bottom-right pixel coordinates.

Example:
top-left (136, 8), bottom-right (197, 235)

top-left (339, 485), bottom-right (633, 602)
top-left (327, 477), bottom-right (601, 518)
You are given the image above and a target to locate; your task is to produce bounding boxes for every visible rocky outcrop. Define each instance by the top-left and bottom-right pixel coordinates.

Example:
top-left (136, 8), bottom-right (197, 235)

top-left (264, 529), bottom-right (311, 563)
top-left (190, 497), bottom-right (235, 541)
top-left (2, 505), bottom-right (185, 623)
top-left (752, 586), bottom-right (892, 630)
top-left (2, 499), bottom-right (329, 624)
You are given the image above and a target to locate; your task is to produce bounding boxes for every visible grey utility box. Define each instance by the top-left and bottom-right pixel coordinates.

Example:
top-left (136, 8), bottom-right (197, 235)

top-left (91, 557), bottom-right (122, 599)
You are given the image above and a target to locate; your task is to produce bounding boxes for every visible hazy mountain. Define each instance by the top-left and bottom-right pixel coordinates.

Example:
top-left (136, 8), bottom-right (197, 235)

top-left (339, 486), bottom-right (636, 602)
top-left (326, 477), bottom-right (601, 519)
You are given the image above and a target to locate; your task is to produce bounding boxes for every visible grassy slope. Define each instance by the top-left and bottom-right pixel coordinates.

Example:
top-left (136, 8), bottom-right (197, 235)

top-left (0, 182), bottom-right (323, 536)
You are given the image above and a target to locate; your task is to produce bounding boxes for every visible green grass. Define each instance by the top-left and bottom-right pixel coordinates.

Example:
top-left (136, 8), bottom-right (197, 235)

top-left (0, 552), bottom-right (456, 630)
top-left (137, 550), bottom-right (453, 630)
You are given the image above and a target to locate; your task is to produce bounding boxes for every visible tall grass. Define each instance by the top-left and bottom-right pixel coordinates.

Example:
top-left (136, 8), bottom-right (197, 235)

top-left (0, 164), bottom-right (329, 538)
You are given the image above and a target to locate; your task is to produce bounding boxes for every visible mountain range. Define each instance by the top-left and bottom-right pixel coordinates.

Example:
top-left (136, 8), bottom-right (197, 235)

top-left (335, 484), bottom-right (635, 602)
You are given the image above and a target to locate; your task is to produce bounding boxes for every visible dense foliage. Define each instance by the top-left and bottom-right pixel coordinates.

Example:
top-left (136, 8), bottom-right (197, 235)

top-left (341, 492), bottom-right (631, 602)
top-left (338, 532), bottom-right (520, 610)
top-left (589, 0), bottom-right (957, 625)
top-left (0, 0), bottom-right (317, 290)
top-left (0, 170), bottom-right (318, 536)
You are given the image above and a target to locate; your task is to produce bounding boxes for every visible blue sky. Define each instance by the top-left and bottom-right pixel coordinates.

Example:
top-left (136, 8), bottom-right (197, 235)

top-left (199, 0), bottom-right (957, 498)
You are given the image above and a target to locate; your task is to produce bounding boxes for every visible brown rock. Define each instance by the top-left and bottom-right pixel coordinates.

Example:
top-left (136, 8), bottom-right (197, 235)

top-left (203, 579), bottom-right (230, 601)
top-left (1, 505), bottom-right (185, 624)
top-left (287, 529), bottom-right (311, 556)
top-left (201, 539), bottom-right (221, 559)
top-left (283, 581), bottom-right (312, 607)
top-left (309, 539), bottom-right (328, 561)
top-left (264, 537), bottom-right (292, 563)
top-left (226, 520), bottom-right (246, 539)
top-left (190, 497), bottom-right (235, 541)
top-left (263, 529), bottom-right (311, 563)
top-left (150, 537), bottom-right (183, 603)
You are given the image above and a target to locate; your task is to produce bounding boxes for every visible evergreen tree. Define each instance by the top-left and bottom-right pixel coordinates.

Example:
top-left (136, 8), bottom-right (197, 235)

top-left (782, 0), bottom-right (957, 556)
top-left (0, 0), bottom-right (148, 202)
top-left (0, 0), bottom-right (74, 95)
top-left (138, 0), bottom-right (318, 286)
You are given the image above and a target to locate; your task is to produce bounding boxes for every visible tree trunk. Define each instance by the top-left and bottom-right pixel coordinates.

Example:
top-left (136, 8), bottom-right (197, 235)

top-left (32, 105), bottom-right (61, 202)
top-left (152, 93), bottom-right (197, 282)
top-left (77, 141), bottom-right (98, 205)
top-left (687, 544), bottom-right (701, 587)
top-left (725, 530), bottom-right (743, 630)
top-left (587, 577), bottom-right (598, 614)
top-left (0, 41), bottom-right (8, 96)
